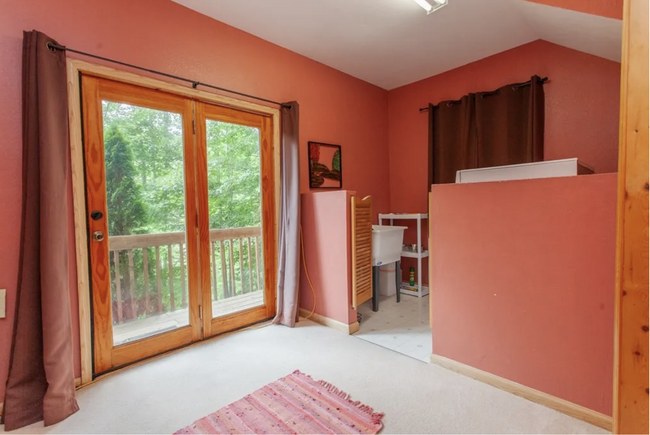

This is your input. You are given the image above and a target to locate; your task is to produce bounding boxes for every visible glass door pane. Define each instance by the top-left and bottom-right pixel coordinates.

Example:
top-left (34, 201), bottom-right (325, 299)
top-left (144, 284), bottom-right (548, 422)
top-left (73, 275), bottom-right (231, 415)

top-left (101, 101), bottom-right (190, 345)
top-left (204, 119), bottom-right (265, 318)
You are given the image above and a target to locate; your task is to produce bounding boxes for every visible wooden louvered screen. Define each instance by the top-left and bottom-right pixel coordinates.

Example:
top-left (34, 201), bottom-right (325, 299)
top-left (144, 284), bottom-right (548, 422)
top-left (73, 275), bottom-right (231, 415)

top-left (351, 195), bottom-right (372, 309)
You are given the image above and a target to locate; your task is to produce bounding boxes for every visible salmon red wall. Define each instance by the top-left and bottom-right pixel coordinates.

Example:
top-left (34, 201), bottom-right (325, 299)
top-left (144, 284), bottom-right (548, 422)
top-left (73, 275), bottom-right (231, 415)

top-left (0, 0), bottom-right (389, 400)
top-left (524, 0), bottom-right (623, 19)
top-left (430, 173), bottom-right (617, 415)
top-left (387, 40), bottom-right (621, 215)
top-left (0, 0), bottom-right (622, 411)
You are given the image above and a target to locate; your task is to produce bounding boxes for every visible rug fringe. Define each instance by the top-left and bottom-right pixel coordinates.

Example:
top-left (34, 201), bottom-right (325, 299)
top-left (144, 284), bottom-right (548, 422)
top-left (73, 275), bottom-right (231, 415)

top-left (316, 379), bottom-right (385, 425)
top-left (292, 370), bottom-right (384, 426)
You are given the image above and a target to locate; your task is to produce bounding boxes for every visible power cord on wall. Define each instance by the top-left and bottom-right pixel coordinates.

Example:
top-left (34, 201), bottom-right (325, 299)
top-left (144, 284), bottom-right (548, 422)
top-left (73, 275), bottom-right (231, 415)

top-left (244, 224), bottom-right (318, 324)
top-left (300, 224), bottom-right (317, 320)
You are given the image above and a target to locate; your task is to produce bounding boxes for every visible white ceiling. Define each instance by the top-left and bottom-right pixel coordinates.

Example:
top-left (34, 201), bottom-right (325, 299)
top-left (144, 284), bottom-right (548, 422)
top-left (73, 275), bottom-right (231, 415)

top-left (172, 0), bottom-right (622, 90)
top-left (513, 1), bottom-right (622, 64)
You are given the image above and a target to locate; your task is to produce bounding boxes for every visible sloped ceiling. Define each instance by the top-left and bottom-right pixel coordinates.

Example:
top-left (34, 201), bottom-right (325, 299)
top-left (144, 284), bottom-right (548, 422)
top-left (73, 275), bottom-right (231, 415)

top-left (514, 1), bottom-right (622, 64)
top-left (172, 0), bottom-right (622, 90)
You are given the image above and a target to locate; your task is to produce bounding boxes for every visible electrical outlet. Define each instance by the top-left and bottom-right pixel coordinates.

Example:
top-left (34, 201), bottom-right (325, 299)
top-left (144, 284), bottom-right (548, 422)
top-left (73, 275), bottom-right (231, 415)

top-left (0, 289), bottom-right (5, 318)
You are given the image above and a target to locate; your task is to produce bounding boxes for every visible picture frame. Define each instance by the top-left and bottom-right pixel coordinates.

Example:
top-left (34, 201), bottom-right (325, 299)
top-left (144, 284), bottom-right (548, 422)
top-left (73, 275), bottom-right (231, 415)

top-left (308, 141), bottom-right (342, 189)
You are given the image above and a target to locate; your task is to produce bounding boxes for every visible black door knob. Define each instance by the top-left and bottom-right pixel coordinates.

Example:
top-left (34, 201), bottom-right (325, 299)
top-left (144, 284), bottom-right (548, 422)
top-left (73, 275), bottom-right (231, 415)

top-left (90, 210), bottom-right (103, 221)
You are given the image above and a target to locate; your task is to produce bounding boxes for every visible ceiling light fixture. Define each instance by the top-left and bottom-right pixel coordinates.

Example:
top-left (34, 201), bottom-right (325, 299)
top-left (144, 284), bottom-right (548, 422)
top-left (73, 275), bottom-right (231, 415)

top-left (412, 0), bottom-right (448, 14)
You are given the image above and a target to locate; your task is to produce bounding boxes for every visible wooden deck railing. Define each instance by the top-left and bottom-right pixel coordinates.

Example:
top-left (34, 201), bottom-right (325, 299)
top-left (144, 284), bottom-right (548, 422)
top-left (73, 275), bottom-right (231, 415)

top-left (107, 226), bottom-right (263, 324)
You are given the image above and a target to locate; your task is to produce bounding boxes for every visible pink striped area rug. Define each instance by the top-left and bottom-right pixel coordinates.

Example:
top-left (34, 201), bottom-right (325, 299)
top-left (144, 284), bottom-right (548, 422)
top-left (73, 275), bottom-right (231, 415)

top-left (174, 370), bottom-right (384, 434)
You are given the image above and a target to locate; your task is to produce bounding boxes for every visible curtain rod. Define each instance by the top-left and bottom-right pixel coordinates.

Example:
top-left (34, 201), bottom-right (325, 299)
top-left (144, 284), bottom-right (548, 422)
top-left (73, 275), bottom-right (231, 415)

top-left (46, 42), bottom-right (292, 109)
top-left (418, 76), bottom-right (548, 112)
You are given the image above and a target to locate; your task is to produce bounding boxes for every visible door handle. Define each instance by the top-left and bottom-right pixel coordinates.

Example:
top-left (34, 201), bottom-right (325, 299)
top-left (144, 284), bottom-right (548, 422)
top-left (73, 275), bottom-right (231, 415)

top-left (92, 231), bottom-right (105, 242)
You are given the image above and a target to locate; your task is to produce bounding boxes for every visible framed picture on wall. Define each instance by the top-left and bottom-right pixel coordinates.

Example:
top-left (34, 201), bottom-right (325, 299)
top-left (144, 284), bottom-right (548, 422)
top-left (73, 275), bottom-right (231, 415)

top-left (308, 141), bottom-right (342, 189)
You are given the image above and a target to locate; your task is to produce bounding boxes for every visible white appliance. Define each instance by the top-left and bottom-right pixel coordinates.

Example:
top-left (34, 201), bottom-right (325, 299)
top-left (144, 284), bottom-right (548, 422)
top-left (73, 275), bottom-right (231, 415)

top-left (455, 158), bottom-right (594, 184)
top-left (371, 225), bottom-right (407, 267)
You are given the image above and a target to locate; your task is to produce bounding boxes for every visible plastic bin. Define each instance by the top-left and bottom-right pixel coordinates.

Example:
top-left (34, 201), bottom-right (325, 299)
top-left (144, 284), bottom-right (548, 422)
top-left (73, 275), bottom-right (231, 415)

top-left (379, 264), bottom-right (397, 296)
top-left (371, 225), bottom-right (407, 266)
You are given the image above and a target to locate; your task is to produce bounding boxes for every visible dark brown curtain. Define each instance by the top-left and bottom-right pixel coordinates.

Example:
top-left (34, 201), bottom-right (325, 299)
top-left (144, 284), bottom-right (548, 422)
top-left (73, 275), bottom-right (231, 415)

top-left (475, 75), bottom-right (544, 167)
top-left (2, 31), bottom-right (79, 431)
top-left (429, 94), bottom-right (477, 185)
top-left (429, 76), bottom-right (545, 186)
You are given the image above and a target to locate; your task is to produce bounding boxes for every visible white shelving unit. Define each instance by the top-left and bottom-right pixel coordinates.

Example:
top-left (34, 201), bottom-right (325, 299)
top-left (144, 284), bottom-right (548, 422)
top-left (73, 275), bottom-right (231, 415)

top-left (378, 213), bottom-right (429, 298)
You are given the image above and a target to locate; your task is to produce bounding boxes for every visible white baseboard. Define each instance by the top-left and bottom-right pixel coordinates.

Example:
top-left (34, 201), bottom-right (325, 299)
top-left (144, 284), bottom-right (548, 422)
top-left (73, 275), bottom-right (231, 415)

top-left (299, 309), bottom-right (359, 335)
top-left (429, 354), bottom-right (612, 431)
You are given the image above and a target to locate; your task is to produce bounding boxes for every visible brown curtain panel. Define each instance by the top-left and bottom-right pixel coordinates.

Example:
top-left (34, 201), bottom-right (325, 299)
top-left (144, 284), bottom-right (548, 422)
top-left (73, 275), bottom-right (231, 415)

top-left (429, 76), bottom-right (545, 186)
top-left (2, 31), bottom-right (79, 431)
top-left (428, 94), bottom-right (478, 185)
top-left (475, 75), bottom-right (545, 167)
top-left (272, 102), bottom-right (301, 327)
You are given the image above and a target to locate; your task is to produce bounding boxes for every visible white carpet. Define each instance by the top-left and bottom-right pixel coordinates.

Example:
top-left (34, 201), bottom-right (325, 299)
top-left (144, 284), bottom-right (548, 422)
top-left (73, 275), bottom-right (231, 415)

top-left (2, 320), bottom-right (608, 434)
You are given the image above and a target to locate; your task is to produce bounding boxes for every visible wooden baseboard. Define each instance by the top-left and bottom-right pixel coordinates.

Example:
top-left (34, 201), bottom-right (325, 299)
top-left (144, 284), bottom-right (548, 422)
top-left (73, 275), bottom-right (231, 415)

top-left (0, 377), bottom-right (82, 417)
top-left (299, 309), bottom-right (359, 335)
top-left (429, 354), bottom-right (612, 431)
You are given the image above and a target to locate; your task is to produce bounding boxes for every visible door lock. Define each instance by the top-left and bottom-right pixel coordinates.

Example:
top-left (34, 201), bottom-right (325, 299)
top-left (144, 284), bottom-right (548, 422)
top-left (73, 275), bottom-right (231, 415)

top-left (92, 231), bottom-right (105, 242)
top-left (90, 210), bottom-right (104, 221)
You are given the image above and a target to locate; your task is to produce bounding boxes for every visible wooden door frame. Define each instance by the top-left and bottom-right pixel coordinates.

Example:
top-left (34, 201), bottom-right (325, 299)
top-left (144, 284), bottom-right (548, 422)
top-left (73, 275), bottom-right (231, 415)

top-left (67, 58), bottom-right (280, 385)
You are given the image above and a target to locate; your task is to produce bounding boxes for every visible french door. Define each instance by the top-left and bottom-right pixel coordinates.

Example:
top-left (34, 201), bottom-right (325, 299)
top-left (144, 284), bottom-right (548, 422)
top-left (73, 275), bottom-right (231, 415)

top-left (81, 76), bottom-right (276, 375)
top-left (195, 102), bottom-right (276, 337)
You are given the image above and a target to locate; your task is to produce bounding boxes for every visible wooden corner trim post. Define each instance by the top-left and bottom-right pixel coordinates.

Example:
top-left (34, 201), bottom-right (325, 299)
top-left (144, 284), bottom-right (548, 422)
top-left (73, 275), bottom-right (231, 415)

top-left (613, 0), bottom-right (649, 433)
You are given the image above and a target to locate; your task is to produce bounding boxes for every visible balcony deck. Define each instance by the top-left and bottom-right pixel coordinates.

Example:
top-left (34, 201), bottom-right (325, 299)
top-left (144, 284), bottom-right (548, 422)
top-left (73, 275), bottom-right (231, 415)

top-left (113, 291), bottom-right (265, 345)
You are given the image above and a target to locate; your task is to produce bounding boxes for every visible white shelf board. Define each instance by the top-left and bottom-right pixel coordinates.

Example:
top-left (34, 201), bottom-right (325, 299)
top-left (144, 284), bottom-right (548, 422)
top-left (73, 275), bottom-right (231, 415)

top-left (378, 213), bottom-right (428, 220)
top-left (401, 250), bottom-right (429, 258)
top-left (400, 283), bottom-right (430, 297)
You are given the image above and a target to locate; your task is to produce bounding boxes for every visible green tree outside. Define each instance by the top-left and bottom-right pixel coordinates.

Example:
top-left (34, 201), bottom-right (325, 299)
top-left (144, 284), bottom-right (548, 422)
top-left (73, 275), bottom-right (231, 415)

top-left (104, 124), bottom-right (148, 237)
top-left (102, 101), bottom-right (264, 325)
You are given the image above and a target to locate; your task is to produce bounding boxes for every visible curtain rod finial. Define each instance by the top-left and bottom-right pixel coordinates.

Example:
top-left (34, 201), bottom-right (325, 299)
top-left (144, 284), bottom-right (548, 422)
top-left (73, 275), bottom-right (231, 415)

top-left (46, 42), bottom-right (64, 52)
